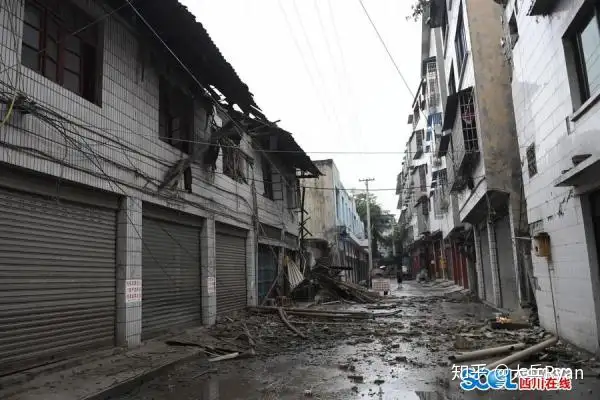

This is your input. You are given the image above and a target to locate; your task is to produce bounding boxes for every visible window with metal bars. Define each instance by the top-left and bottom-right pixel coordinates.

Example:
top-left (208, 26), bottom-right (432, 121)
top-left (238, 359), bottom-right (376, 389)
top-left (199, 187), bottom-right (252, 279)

top-left (22, 0), bottom-right (101, 104)
top-left (426, 61), bottom-right (440, 108)
top-left (526, 144), bottom-right (538, 178)
top-left (458, 90), bottom-right (479, 153)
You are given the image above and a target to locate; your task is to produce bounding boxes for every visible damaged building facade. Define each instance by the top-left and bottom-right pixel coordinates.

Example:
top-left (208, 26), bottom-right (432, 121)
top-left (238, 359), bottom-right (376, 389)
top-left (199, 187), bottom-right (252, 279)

top-left (303, 159), bottom-right (369, 284)
top-left (494, 0), bottom-right (600, 353)
top-left (398, 0), bottom-right (529, 310)
top-left (0, 0), bottom-right (319, 376)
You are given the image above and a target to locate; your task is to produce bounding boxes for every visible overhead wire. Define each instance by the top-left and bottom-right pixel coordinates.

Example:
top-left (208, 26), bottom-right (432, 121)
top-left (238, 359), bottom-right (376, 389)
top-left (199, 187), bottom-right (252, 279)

top-left (289, 0), bottom-right (347, 141)
top-left (277, 0), bottom-right (336, 130)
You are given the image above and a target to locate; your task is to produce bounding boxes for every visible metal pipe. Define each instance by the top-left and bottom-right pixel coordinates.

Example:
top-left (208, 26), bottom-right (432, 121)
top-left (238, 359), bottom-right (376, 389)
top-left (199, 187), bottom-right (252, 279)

top-left (449, 342), bottom-right (526, 363)
top-left (486, 337), bottom-right (558, 370)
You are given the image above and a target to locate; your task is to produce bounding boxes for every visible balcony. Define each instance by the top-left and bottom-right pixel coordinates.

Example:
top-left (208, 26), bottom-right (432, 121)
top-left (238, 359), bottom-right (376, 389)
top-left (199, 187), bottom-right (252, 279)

top-left (442, 87), bottom-right (480, 175)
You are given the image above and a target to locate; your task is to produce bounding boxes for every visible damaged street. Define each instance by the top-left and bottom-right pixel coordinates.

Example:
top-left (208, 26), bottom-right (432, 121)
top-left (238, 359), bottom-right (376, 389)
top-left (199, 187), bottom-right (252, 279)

top-left (117, 281), bottom-right (600, 400)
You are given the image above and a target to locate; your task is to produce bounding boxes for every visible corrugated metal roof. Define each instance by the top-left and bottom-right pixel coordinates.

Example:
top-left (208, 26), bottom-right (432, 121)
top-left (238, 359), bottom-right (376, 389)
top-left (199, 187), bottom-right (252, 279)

top-left (117, 0), bottom-right (264, 118)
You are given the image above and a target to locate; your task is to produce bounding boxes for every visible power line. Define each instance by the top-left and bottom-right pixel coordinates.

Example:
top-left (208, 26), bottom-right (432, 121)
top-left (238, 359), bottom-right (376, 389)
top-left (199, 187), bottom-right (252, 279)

top-left (277, 0), bottom-right (336, 130)
top-left (289, 0), bottom-right (346, 140)
top-left (357, 0), bottom-right (429, 125)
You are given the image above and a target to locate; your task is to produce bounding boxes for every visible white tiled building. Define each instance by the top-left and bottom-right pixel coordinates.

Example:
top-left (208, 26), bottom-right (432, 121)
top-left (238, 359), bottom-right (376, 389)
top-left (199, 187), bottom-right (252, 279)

top-left (428, 0), bottom-right (528, 310)
top-left (0, 0), bottom-right (318, 375)
top-left (498, 0), bottom-right (600, 353)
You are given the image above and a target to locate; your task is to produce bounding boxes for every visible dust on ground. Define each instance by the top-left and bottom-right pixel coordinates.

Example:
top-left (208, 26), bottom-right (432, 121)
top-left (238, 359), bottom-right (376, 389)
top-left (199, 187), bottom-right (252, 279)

top-left (117, 281), bottom-right (600, 400)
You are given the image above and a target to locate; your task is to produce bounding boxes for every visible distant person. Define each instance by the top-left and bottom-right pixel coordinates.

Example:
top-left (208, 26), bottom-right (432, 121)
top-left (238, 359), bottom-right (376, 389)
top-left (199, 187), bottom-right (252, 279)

top-left (397, 266), bottom-right (403, 284)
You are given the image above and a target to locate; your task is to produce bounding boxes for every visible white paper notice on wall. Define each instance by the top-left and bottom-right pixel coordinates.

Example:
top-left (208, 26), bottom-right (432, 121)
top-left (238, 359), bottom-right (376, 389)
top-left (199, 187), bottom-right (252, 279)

top-left (207, 276), bottom-right (216, 295)
top-left (126, 279), bottom-right (142, 303)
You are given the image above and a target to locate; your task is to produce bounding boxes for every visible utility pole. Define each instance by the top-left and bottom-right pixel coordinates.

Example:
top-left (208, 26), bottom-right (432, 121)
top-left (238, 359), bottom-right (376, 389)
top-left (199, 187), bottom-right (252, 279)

top-left (359, 178), bottom-right (375, 276)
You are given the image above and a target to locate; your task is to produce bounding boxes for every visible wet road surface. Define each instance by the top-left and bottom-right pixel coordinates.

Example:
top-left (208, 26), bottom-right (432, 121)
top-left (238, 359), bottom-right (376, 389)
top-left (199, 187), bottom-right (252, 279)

top-left (117, 281), bottom-right (600, 399)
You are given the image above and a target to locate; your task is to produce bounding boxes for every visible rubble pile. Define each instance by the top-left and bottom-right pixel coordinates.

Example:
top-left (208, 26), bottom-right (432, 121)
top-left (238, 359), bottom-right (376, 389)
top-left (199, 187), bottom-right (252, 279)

top-left (291, 266), bottom-right (383, 304)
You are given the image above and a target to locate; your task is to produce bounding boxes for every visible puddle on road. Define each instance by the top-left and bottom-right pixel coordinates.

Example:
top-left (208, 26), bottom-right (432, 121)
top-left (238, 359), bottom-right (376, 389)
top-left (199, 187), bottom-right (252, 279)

top-left (184, 374), bottom-right (452, 400)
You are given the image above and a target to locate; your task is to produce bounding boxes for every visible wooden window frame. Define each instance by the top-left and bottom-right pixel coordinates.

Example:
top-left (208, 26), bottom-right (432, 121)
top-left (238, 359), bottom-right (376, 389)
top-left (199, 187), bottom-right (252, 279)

top-left (22, 0), bottom-right (101, 104)
top-left (262, 156), bottom-right (274, 200)
top-left (158, 77), bottom-right (194, 154)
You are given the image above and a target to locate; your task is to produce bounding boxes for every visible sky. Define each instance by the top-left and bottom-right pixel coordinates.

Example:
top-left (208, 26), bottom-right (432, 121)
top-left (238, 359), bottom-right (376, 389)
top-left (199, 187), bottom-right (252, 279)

top-left (180, 0), bottom-right (422, 216)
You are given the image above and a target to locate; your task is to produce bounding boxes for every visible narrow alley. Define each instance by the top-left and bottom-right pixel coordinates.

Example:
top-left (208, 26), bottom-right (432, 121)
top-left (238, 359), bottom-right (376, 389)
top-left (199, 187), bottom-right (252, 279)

top-left (112, 281), bottom-right (600, 400)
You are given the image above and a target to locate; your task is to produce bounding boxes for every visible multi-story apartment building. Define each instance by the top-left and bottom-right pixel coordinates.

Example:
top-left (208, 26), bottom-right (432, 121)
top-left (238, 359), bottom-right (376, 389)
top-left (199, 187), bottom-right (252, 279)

top-left (0, 0), bottom-right (319, 375)
top-left (496, 0), bottom-right (600, 353)
top-left (303, 159), bottom-right (369, 283)
top-left (397, 4), bottom-right (473, 287)
top-left (398, 0), bottom-right (528, 305)
top-left (429, 0), bottom-right (527, 310)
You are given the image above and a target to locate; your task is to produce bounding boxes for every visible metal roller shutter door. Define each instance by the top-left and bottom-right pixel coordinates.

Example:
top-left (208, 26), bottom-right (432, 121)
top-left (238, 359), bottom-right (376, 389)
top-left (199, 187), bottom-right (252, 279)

top-left (142, 217), bottom-right (201, 338)
top-left (0, 188), bottom-right (117, 376)
top-left (216, 233), bottom-right (247, 314)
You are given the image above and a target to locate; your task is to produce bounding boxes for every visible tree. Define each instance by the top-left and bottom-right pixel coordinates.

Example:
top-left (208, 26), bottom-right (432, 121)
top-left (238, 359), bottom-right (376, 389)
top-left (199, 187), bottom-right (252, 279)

top-left (407, 0), bottom-right (430, 21)
top-left (354, 193), bottom-right (394, 259)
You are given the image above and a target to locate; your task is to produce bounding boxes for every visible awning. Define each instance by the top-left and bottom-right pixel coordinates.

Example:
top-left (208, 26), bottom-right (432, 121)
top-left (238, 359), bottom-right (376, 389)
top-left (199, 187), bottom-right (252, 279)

top-left (442, 87), bottom-right (473, 131)
top-left (437, 133), bottom-right (451, 157)
top-left (527, 0), bottom-right (559, 16)
top-left (554, 154), bottom-right (600, 188)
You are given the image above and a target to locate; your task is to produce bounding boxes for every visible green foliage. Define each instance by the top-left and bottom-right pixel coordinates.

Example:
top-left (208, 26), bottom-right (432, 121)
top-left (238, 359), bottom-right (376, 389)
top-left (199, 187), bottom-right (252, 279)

top-left (407, 0), bottom-right (430, 21)
top-left (354, 193), bottom-right (395, 258)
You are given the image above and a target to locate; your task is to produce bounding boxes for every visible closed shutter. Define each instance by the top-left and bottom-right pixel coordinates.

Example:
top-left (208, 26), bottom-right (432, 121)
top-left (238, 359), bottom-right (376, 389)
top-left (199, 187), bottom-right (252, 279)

top-left (216, 230), bottom-right (247, 314)
top-left (142, 217), bottom-right (201, 339)
top-left (0, 187), bottom-right (117, 376)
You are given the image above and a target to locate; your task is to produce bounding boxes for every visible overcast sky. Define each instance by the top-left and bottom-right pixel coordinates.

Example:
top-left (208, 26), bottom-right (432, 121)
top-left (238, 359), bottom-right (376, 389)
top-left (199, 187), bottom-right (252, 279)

top-left (181, 0), bottom-right (422, 216)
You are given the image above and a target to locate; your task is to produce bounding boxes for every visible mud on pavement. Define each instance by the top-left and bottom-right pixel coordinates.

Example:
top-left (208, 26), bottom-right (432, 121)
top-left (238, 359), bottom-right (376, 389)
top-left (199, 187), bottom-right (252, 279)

top-left (117, 282), bottom-right (600, 400)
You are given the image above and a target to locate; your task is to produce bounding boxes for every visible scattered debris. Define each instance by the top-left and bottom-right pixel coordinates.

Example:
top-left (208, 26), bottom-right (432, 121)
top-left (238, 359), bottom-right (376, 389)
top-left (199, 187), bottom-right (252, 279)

top-left (208, 352), bottom-right (240, 363)
top-left (277, 307), bottom-right (307, 339)
top-left (291, 267), bottom-right (382, 304)
top-left (449, 342), bottom-right (527, 363)
top-left (486, 337), bottom-right (559, 370)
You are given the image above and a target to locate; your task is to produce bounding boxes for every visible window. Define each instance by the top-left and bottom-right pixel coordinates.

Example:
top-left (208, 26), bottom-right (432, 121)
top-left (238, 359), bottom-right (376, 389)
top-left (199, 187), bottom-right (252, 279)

top-left (567, 7), bottom-right (600, 104)
top-left (286, 180), bottom-right (298, 209)
top-left (509, 13), bottom-right (519, 49)
top-left (455, 9), bottom-right (468, 76)
top-left (222, 142), bottom-right (247, 183)
top-left (262, 156), bottom-right (274, 199)
top-left (159, 77), bottom-right (194, 154)
top-left (526, 144), bottom-right (537, 178)
top-left (448, 65), bottom-right (456, 95)
top-left (22, 0), bottom-right (101, 103)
